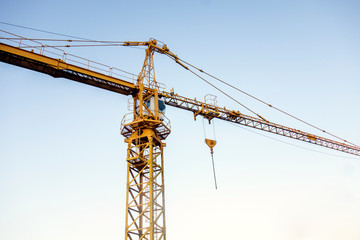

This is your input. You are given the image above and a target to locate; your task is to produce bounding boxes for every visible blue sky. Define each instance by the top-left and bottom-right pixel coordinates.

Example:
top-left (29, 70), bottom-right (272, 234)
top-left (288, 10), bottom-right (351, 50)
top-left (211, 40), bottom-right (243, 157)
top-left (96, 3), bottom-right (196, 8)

top-left (1, 1), bottom-right (360, 239)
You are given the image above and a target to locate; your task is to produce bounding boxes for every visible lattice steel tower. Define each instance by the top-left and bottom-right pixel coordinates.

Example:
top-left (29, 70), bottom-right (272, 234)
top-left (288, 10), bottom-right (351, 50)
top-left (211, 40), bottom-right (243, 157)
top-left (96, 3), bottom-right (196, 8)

top-left (121, 39), bottom-right (171, 240)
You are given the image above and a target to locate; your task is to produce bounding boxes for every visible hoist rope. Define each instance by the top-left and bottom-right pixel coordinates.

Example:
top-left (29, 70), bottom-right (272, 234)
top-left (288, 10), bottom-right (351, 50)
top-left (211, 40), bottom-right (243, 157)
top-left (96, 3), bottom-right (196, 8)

top-left (0, 21), bottom-right (93, 40)
top-left (0, 38), bottom-right (126, 43)
top-left (202, 118), bottom-right (218, 190)
top-left (211, 153), bottom-right (218, 190)
top-left (0, 29), bottom-right (139, 81)
top-left (0, 22), bottom-right (143, 50)
top-left (175, 58), bottom-right (358, 147)
top-left (212, 120), bottom-right (217, 141)
top-left (229, 122), bottom-right (360, 160)
top-left (0, 37), bottom-right (141, 49)
top-left (1, 21), bottom-right (356, 147)
top-left (202, 118), bottom-right (207, 139)
top-left (185, 67), bottom-right (266, 120)
top-left (13, 44), bottom-right (127, 48)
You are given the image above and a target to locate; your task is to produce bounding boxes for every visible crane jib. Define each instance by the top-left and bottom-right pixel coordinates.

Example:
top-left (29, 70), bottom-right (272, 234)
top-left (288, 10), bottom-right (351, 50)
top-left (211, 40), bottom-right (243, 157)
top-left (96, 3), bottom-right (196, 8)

top-left (1, 42), bottom-right (359, 157)
top-left (0, 43), bottom-right (137, 96)
top-left (158, 92), bottom-right (360, 156)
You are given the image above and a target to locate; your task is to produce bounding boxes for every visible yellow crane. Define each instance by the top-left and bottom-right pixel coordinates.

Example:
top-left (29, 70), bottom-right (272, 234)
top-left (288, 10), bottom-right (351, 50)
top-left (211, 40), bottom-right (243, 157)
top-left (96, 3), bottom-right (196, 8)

top-left (1, 30), bottom-right (359, 240)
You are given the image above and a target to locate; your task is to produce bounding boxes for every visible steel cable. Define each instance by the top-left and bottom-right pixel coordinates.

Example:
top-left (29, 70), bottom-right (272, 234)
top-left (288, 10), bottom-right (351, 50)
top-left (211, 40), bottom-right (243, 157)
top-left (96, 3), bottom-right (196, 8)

top-left (175, 58), bottom-right (358, 147)
top-left (2, 21), bottom-right (356, 147)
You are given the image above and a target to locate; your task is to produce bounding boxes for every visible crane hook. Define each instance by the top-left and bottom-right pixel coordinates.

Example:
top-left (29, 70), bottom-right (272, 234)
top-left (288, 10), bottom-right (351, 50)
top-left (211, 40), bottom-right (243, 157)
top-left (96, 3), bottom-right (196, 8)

top-left (205, 138), bottom-right (216, 154)
top-left (205, 138), bottom-right (218, 189)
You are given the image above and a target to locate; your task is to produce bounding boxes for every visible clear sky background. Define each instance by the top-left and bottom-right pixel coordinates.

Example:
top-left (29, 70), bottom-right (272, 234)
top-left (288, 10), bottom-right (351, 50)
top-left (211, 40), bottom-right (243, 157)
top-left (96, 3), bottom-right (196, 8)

top-left (1, 0), bottom-right (360, 240)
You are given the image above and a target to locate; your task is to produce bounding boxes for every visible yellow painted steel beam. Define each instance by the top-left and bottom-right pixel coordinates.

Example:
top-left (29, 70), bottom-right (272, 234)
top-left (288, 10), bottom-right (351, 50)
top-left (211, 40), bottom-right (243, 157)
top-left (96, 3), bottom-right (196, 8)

top-left (1, 41), bottom-right (358, 156)
top-left (123, 129), bottom-right (166, 240)
top-left (0, 43), bottom-right (137, 95)
top-left (159, 91), bottom-right (360, 156)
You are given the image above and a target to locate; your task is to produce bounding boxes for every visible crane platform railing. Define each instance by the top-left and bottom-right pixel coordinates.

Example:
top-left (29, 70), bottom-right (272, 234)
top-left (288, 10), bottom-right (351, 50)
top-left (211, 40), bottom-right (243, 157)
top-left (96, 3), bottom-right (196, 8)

top-left (0, 30), bottom-right (137, 82)
top-left (1, 32), bottom-right (359, 156)
top-left (120, 112), bottom-right (171, 140)
top-left (0, 41), bottom-right (137, 96)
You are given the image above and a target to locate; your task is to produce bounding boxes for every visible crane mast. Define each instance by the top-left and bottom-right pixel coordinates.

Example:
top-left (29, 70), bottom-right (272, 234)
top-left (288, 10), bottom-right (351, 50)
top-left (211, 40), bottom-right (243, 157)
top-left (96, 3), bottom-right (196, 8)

top-left (1, 31), bottom-right (360, 240)
top-left (120, 39), bottom-right (170, 240)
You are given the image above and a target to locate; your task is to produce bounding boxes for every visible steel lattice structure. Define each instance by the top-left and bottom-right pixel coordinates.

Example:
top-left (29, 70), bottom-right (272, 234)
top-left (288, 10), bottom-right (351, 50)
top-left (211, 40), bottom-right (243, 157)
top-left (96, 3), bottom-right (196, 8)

top-left (159, 91), bottom-right (360, 156)
top-left (1, 32), bottom-right (360, 240)
top-left (120, 40), bottom-right (170, 239)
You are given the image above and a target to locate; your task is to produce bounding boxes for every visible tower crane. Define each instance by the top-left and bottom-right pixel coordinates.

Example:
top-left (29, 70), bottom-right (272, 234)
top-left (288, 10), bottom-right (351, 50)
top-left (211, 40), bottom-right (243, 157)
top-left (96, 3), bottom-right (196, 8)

top-left (1, 30), bottom-right (359, 240)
